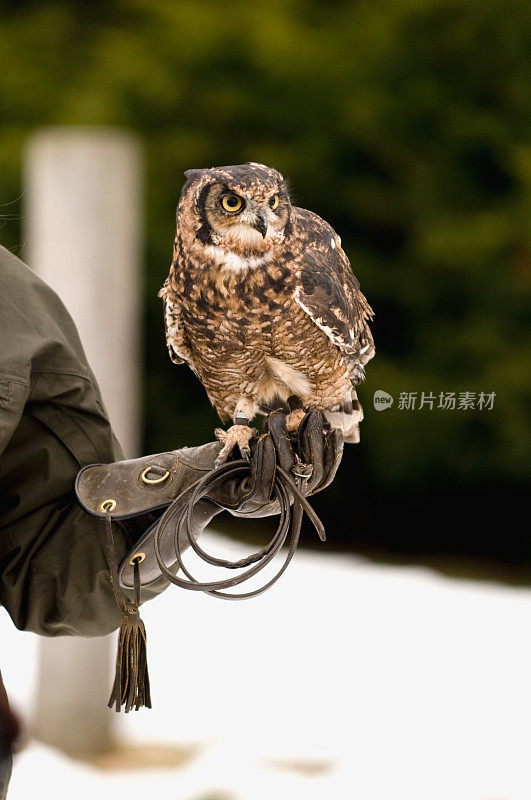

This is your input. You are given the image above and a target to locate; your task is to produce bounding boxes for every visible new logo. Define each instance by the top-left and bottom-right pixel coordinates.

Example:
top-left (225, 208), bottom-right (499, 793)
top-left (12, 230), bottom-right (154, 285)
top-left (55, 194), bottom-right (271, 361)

top-left (373, 390), bottom-right (394, 411)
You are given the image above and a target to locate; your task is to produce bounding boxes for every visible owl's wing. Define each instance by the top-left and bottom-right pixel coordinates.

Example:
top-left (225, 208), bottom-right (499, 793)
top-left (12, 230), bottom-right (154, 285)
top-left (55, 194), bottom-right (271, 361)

top-left (158, 279), bottom-right (195, 368)
top-left (292, 208), bottom-right (374, 382)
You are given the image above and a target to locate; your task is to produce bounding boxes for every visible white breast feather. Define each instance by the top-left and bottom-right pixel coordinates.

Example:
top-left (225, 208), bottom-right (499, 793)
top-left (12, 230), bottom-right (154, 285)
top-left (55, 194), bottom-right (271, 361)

top-left (165, 295), bottom-right (180, 339)
top-left (205, 244), bottom-right (273, 272)
top-left (265, 356), bottom-right (311, 398)
top-left (164, 295), bottom-right (189, 363)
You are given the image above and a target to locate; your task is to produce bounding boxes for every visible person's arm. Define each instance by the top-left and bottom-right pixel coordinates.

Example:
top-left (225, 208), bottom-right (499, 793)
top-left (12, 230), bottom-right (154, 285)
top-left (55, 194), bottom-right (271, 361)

top-left (0, 671), bottom-right (19, 759)
top-left (0, 250), bottom-right (32, 456)
top-left (0, 380), bottom-right (30, 461)
top-left (0, 247), bottom-right (124, 636)
top-left (0, 669), bottom-right (19, 800)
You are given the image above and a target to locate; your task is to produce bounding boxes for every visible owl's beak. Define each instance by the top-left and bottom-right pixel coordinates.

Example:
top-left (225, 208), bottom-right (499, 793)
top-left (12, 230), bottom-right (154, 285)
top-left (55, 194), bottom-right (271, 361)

top-left (253, 209), bottom-right (268, 238)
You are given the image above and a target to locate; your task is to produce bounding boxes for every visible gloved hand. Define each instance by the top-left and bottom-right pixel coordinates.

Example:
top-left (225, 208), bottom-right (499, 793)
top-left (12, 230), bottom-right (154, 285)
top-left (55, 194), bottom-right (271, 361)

top-left (75, 410), bottom-right (343, 590)
top-left (207, 409), bottom-right (343, 518)
top-left (130, 409), bottom-right (344, 597)
top-left (76, 409), bottom-right (344, 713)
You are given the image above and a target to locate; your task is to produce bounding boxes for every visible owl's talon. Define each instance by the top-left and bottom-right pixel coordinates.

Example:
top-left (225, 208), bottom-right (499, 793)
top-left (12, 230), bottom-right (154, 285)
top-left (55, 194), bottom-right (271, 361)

top-left (286, 408), bottom-right (306, 434)
top-left (215, 424), bottom-right (256, 465)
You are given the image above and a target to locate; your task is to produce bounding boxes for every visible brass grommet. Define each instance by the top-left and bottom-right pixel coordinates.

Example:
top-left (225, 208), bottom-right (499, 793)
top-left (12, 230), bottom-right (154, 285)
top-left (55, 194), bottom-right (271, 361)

top-left (140, 466), bottom-right (170, 485)
top-left (100, 498), bottom-right (117, 512)
top-left (129, 551), bottom-right (146, 566)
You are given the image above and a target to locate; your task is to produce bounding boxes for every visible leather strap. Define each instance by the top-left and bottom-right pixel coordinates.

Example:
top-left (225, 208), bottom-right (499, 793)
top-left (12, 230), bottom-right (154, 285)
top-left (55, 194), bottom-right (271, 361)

top-left (149, 457), bottom-right (324, 599)
top-left (104, 511), bottom-right (151, 712)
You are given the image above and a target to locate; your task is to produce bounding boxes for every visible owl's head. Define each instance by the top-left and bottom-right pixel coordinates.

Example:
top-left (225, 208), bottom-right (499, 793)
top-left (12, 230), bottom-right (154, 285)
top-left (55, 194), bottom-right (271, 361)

top-left (179, 163), bottom-right (291, 257)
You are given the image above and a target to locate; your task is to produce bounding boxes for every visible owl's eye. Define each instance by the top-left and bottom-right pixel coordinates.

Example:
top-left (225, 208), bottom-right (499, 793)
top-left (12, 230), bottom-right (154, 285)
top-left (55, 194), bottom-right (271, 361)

top-left (220, 194), bottom-right (244, 213)
top-left (269, 194), bottom-right (280, 211)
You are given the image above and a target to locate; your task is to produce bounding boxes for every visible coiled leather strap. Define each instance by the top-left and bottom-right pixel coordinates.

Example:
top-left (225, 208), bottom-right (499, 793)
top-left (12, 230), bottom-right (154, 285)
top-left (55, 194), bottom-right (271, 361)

top-left (152, 458), bottom-right (325, 599)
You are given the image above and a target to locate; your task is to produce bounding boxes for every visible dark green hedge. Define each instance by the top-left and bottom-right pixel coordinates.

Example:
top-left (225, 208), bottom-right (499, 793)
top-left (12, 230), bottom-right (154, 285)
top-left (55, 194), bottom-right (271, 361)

top-left (0, 0), bottom-right (529, 564)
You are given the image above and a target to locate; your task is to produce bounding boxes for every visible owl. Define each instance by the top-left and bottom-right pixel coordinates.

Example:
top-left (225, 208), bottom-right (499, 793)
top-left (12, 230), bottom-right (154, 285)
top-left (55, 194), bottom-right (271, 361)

top-left (160, 163), bottom-right (374, 464)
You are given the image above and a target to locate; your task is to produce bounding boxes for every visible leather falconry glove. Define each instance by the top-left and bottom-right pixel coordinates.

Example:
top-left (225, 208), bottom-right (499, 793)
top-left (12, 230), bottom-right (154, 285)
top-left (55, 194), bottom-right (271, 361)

top-left (76, 410), bottom-right (343, 587)
top-left (75, 410), bottom-right (343, 712)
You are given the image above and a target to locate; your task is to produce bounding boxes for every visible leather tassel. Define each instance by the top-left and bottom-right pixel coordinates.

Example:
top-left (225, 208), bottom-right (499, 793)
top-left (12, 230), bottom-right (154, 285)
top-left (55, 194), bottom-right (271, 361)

top-left (104, 514), bottom-right (151, 712)
top-left (108, 597), bottom-right (151, 712)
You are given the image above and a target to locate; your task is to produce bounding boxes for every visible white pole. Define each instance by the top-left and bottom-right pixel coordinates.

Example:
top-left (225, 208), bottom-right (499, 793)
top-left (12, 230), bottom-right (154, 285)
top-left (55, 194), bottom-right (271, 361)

top-left (24, 128), bottom-right (142, 758)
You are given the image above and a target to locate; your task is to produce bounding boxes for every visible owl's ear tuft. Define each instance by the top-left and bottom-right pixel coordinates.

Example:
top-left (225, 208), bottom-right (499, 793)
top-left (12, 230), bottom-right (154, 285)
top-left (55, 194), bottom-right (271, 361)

top-left (184, 168), bottom-right (207, 183)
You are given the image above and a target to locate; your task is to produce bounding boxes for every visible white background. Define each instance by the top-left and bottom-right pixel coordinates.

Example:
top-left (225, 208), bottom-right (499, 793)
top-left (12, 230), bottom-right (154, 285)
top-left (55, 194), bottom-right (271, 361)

top-left (3, 532), bottom-right (531, 800)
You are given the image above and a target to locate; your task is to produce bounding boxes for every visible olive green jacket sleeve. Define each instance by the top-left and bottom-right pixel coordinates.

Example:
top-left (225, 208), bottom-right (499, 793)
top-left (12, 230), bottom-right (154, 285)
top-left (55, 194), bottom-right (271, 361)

top-left (0, 244), bottom-right (144, 636)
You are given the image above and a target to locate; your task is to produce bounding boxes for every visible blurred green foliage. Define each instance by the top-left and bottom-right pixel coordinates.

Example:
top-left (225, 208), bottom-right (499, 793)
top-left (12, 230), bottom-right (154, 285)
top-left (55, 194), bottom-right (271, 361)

top-left (0, 0), bottom-right (529, 560)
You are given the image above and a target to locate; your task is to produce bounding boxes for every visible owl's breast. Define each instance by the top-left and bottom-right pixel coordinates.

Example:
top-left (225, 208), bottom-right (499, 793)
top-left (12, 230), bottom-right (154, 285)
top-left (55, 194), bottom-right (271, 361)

top-left (178, 259), bottom-right (292, 356)
top-left (171, 253), bottom-right (351, 414)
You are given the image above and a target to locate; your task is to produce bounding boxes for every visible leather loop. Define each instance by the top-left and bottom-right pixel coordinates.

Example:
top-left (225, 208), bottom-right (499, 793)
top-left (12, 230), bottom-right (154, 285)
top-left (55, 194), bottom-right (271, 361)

top-left (151, 459), bottom-right (316, 599)
top-left (120, 456), bottom-right (325, 596)
top-left (140, 466), bottom-right (171, 485)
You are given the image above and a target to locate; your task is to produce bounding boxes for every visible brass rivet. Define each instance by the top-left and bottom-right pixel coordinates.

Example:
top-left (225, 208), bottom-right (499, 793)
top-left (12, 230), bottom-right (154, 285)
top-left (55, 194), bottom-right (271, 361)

top-left (100, 498), bottom-right (117, 512)
top-left (129, 551), bottom-right (146, 566)
top-left (140, 466), bottom-right (170, 485)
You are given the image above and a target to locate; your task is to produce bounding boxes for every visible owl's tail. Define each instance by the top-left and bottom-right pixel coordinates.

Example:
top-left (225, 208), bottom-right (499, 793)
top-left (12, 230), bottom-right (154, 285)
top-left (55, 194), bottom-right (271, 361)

top-left (324, 390), bottom-right (364, 444)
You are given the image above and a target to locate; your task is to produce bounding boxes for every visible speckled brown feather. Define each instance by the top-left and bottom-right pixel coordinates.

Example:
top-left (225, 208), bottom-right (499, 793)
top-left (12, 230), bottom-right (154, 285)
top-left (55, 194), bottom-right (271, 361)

top-left (160, 164), bottom-right (374, 441)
